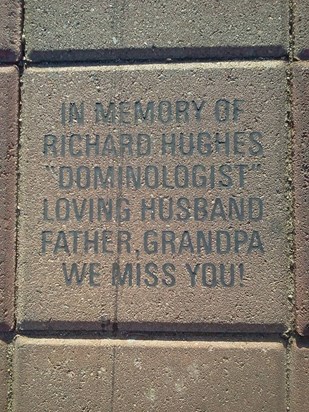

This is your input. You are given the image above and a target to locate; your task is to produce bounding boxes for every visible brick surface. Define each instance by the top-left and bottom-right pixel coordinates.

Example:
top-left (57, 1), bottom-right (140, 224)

top-left (293, 63), bottom-right (309, 336)
top-left (113, 340), bottom-right (286, 412)
top-left (295, 0), bottom-right (309, 59)
top-left (18, 62), bottom-right (290, 332)
top-left (13, 337), bottom-right (114, 412)
top-left (24, 0), bottom-right (289, 62)
top-left (290, 341), bottom-right (309, 411)
top-left (0, 340), bottom-right (8, 412)
top-left (0, 0), bottom-right (21, 62)
top-left (12, 337), bottom-right (286, 412)
top-left (0, 67), bottom-right (19, 331)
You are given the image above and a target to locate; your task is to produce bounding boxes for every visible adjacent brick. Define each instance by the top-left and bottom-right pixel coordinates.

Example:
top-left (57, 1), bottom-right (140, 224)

top-left (113, 340), bottom-right (286, 411)
top-left (0, 0), bottom-right (21, 62)
top-left (24, 0), bottom-right (289, 62)
top-left (295, 0), bottom-right (309, 59)
top-left (0, 340), bottom-right (8, 412)
top-left (0, 67), bottom-right (19, 331)
top-left (13, 337), bottom-right (114, 412)
top-left (18, 62), bottom-right (290, 332)
top-left (293, 63), bottom-right (309, 336)
top-left (13, 338), bottom-right (285, 412)
top-left (290, 341), bottom-right (309, 411)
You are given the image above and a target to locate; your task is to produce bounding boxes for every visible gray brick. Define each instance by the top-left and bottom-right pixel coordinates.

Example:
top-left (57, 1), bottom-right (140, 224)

top-left (25, 0), bottom-right (289, 62)
top-left (18, 62), bottom-right (290, 332)
top-left (295, 0), bottom-right (309, 59)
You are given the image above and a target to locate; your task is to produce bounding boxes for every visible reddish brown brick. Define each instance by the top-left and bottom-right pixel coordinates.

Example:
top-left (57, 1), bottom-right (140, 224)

top-left (18, 62), bottom-right (290, 332)
top-left (13, 338), bottom-right (286, 412)
top-left (13, 337), bottom-right (114, 412)
top-left (114, 340), bottom-right (286, 411)
top-left (290, 341), bottom-right (309, 411)
top-left (0, 67), bottom-right (19, 331)
top-left (295, 0), bottom-right (309, 59)
top-left (293, 63), bottom-right (309, 336)
top-left (0, 340), bottom-right (8, 412)
top-left (0, 0), bottom-right (21, 62)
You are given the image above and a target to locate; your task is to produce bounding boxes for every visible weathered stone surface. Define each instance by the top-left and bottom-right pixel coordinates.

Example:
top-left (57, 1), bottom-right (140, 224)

top-left (0, 67), bottom-right (19, 331)
top-left (293, 63), bottom-right (309, 336)
top-left (290, 341), bottom-right (309, 411)
top-left (24, 0), bottom-right (289, 62)
top-left (113, 340), bottom-right (286, 411)
top-left (13, 337), bottom-right (114, 412)
top-left (0, 0), bottom-right (21, 62)
top-left (0, 340), bottom-right (8, 412)
top-left (18, 62), bottom-right (290, 332)
top-left (13, 338), bottom-right (286, 412)
top-left (295, 0), bottom-right (309, 59)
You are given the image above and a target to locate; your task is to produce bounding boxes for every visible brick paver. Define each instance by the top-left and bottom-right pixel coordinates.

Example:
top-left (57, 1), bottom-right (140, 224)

top-left (0, 0), bottom-right (21, 62)
top-left (24, 0), bottom-right (289, 62)
top-left (0, 66), bottom-right (19, 331)
top-left (0, 340), bottom-right (8, 412)
top-left (18, 62), bottom-right (289, 332)
top-left (293, 62), bottom-right (309, 336)
top-left (295, 0), bottom-right (309, 59)
top-left (13, 337), bottom-right (114, 412)
top-left (290, 341), bottom-right (309, 411)
top-left (13, 337), bottom-right (286, 412)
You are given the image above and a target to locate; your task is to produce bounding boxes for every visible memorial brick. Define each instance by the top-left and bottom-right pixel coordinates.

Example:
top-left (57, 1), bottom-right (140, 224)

top-left (0, 66), bottom-right (19, 331)
top-left (0, 0), bottom-right (21, 62)
top-left (24, 0), bottom-right (289, 62)
top-left (293, 62), bottom-right (309, 336)
top-left (18, 62), bottom-right (290, 332)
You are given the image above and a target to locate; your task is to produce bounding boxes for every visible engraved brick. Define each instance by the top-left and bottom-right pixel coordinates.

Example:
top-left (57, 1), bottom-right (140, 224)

top-left (293, 63), bottom-right (309, 336)
top-left (18, 62), bottom-right (290, 332)
top-left (0, 67), bottom-right (19, 331)
top-left (24, 0), bottom-right (289, 62)
top-left (290, 341), bottom-right (309, 411)
top-left (295, 0), bottom-right (309, 59)
top-left (0, 340), bottom-right (8, 412)
top-left (0, 0), bottom-right (21, 62)
top-left (114, 340), bottom-right (286, 411)
top-left (13, 337), bottom-right (114, 412)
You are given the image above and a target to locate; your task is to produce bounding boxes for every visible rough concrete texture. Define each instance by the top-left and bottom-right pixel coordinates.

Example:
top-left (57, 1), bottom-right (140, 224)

top-left (0, 67), bottom-right (19, 331)
top-left (0, 0), bottom-right (21, 62)
top-left (13, 337), bottom-right (286, 412)
top-left (290, 341), bottom-right (309, 411)
top-left (293, 63), bottom-right (309, 336)
top-left (0, 340), bottom-right (8, 412)
top-left (13, 337), bottom-right (114, 412)
top-left (295, 0), bottom-right (309, 59)
top-left (24, 0), bottom-right (289, 62)
top-left (18, 62), bottom-right (290, 332)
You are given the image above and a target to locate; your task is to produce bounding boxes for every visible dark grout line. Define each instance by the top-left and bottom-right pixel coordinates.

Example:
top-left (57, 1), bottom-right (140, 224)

top-left (6, 1), bottom-right (26, 410)
top-left (1, 330), bottom-right (291, 342)
top-left (4, 330), bottom-right (309, 343)
top-left (285, 1), bottom-right (296, 410)
top-left (289, 0), bottom-right (296, 63)
top-left (22, 56), bottom-right (289, 69)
